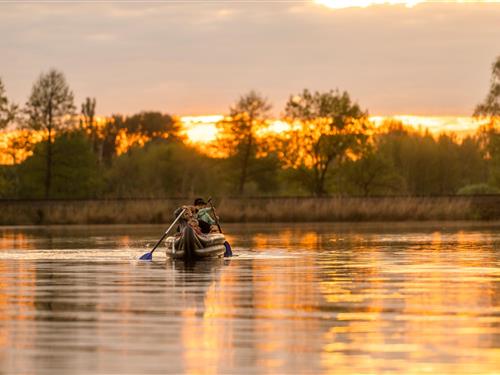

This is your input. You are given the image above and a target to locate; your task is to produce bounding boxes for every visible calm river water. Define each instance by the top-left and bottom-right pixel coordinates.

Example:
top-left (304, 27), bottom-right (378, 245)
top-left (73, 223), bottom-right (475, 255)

top-left (0, 222), bottom-right (498, 374)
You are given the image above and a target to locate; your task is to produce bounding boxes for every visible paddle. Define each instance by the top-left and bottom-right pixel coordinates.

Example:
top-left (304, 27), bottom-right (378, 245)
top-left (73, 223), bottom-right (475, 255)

top-left (207, 198), bottom-right (232, 257)
top-left (139, 208), bottom-right (186, 261)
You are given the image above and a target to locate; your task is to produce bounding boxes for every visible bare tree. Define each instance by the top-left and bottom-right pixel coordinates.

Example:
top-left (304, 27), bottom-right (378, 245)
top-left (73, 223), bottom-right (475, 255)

top-left (81, 97), bottom-right (98, 156)
top-left (0, 78), bottom-right (18, 129)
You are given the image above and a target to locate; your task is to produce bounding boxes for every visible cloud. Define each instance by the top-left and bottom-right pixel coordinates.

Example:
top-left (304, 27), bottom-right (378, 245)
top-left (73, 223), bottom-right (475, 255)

top-left (0, 2), bottom-right (499, 116)
top-left (314, 0), bottom-right (500, 9)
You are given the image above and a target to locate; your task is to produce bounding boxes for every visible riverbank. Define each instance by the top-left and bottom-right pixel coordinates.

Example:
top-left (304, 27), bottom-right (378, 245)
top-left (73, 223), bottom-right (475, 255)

top-left (1, 196), bottom-right (499, 225)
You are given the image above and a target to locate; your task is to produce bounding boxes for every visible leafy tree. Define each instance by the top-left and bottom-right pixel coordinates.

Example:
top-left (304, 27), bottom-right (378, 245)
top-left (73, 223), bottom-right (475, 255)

top-left (99, 114), bottom-right (125, 166)
top-left (125, 111), bottom-right (179, 140)
top-left (248, 153), bottom-right (282, 194)
top-left (18, 131), bottom-right (103, 198)
top-left (217, 91), bottom-right (272, 194)
top-left (106, 141), bottom-right (222, 197)
top-left (457, 136), bottom-right (488, 186)
top-left (0, 78), bottom-right (17, 129)
top-left (282, 89), bottom-right (370, 196)
top-left (0, 165), bottom-right (18, 198)
top-left (474, 55), bottom-right (500, 119)
top-left (377, 128), bottom-right (447, 195)
top-left (24, 69), bottom-right (76, 197)
top-left (96, 112), bottom-right (180, 168)
top-left (373, 123), bottom-right (489, 195)
top-left (162, 142), bottom-right (224, 196)
top-left (219, 151), bottom-right (282, 196)
top-left (474, 55), bottom-right (500, 189)
top-left (476, 125), bottom-right (500, 188)
top-left (338, 150), bottom-right (403, 196)
top-left (434, 134), bottom-right (461, 194)
top-left (4, 130), bottom-right (34, 165)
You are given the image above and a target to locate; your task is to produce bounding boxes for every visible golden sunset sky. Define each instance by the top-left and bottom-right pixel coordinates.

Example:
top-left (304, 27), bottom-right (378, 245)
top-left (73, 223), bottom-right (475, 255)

top-left (0, 0), bottom-right (499, 121)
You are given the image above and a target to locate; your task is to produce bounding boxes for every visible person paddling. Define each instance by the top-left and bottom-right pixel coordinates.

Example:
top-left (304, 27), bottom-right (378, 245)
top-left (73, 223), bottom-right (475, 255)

top-left (168, 198), bottom-right (231, 258)
top-left (193, 197), bottom-right (218, 234)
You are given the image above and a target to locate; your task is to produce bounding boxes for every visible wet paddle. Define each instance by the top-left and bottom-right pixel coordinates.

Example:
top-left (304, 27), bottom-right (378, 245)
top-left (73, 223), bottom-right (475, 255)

top-left (208, 198), bottom-right (232, 257)
top-left (139, 208), bottom-right (186, 261)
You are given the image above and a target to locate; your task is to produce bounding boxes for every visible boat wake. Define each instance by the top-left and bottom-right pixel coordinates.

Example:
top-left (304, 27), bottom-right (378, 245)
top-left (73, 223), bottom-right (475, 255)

top-left (0, 248), bottom-right (158, 261)
top-left (0, 247), bottom-right (299, 262)
top-left (230, 249), bottom-right (300, 260)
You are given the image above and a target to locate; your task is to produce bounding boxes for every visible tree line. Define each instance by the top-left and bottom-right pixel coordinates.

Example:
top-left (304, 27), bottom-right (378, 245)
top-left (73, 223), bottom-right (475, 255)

top-left (0, 56), bottom-right (499, 199)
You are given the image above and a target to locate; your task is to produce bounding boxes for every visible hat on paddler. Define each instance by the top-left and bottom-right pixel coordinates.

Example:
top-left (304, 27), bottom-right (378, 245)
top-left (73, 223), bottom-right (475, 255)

top-left (194, 197), bottom-right (207, 206)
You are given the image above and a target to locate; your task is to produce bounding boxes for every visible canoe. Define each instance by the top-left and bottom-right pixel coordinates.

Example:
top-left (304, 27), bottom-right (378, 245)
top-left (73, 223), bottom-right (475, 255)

top-left (165, 225), bottom-right (226, 260)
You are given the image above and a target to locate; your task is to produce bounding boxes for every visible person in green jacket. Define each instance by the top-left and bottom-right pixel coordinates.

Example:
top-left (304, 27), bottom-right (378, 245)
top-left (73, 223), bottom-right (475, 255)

top-left (194, 198), bottom-right (217, 234)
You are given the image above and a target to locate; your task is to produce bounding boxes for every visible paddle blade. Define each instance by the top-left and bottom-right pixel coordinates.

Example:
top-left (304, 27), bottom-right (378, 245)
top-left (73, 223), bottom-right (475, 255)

top-left (223, 241), bottom-right (233, 257)
top-left (139, 252), bottom-right (153, 261)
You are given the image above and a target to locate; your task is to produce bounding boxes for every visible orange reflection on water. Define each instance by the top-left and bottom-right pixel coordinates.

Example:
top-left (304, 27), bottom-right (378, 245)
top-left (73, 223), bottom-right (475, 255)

top-left (181, 305), bottom-right (219, 375)
top-left (318, 229), bottom-right (499, 374)
top-left (0, 237), bottom-right (36, 353)
top-left (251, 254), bottom-right (321, 373)
top-left (299, 232), bottom-right (319, 249)
top-left (0, 231), bottom-right (32, 251)
top-left (278, 229), bottom-right (293, 248)
top-left (181, 262), bottom-right (238, 374)
top-left (0, 224), bottom-right (497, 374)
top-left (252, 233), bottom-right (268, 249)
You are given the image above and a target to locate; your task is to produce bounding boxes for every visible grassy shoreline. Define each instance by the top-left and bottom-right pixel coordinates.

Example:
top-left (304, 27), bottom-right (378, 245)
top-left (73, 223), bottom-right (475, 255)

top-left (1, 196), bottom-right (499, 225)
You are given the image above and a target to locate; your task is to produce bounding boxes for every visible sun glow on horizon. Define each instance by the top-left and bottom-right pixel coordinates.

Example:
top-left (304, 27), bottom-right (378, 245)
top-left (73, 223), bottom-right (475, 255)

top-left (315, 0), bottom-right (500, 9)
top-left (370, 115), bottom-right (488, 134)
top-left (0, 114), bottom-right (490, 165)
top-left (180, 115), bottom-right (223, 144)
top-left (180, 114), bottom-right (486, 146)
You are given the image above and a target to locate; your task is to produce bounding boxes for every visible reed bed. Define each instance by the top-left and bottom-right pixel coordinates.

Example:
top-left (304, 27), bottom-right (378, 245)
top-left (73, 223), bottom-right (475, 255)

top-left (0, 195), bottom-right (497, 225)
top-left (217, 197), bottom-right (474, 222)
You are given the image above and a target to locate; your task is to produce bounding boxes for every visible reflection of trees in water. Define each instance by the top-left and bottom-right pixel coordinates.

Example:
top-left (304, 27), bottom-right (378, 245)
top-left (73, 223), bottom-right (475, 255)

top-left (250, 226), bottom-right (325, 251)
top-left (247, 257), bottom-right (326, 372)
top-left (0, 225), bottom-right (498, 374)
top-left (172, 259), bottom-right (232, 374)
top-left (169, 258), bottom-right (227, 311)
top-left (0, 231), bottom-right (32, 251)
top-left (0, 241), bottom-right (233, 374)
top-left (178, 255), bottom-right (328, 374)
top-left (31, 260), bottom-right (101, 374)
top-left (0, 257), bottom-right (37, 371)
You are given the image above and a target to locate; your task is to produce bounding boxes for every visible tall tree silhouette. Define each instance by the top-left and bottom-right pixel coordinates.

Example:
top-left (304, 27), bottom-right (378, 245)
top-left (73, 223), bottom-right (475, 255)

top-left (283, 89), bottom-right (370, 196)
top-left (0, 78), bottom-right (17, 129)
top-left (217, 91), bottom-right (272, 194)
top-left (25, 69), bottom-right (76, 198)
top-left (474, 55), bottom-right (500, 188)
top-left (474, 55), bottom-right (500, 119)
top-left (81, 97), bottom-right (98, 155)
